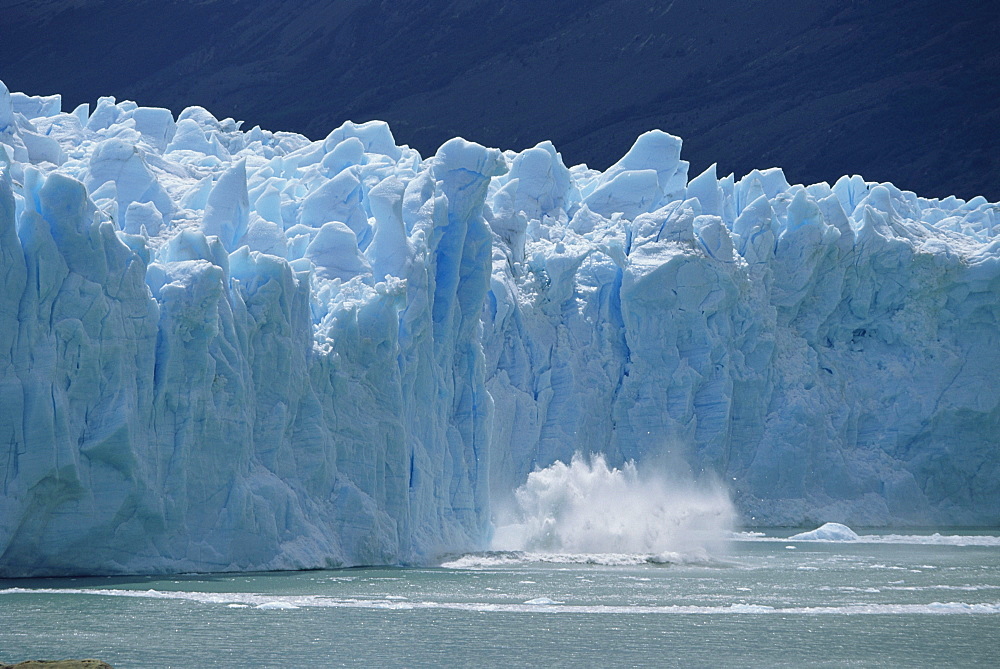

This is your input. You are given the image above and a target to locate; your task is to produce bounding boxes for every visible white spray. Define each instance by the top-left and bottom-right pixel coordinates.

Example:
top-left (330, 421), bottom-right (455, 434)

top-left (491, 453), bottom-right (735, 560)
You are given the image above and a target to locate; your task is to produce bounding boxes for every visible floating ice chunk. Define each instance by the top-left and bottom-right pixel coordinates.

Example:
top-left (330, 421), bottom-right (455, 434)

top-left (788, 523), bottom-right (860, 541)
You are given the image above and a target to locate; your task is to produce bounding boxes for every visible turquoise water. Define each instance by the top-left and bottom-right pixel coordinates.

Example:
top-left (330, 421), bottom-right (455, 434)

top-left (2, 531), bottom-right (998, 667)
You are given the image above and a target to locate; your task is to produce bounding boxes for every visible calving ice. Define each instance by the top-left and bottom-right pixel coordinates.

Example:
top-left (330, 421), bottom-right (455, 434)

top-left (0, 80), bottom-right (997, 577)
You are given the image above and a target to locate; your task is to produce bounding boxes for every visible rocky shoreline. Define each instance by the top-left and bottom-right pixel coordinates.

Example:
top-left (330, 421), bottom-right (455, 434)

top-left (1, 661), bottom-right (113, 669)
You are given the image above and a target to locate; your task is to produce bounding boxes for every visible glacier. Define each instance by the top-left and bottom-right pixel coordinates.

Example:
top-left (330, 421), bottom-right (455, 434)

top-left (0, 80), bottom-right (998, 577)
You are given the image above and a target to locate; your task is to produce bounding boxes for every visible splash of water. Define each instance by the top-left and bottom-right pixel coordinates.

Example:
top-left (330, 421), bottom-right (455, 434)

top-left (491, 453), bottom-right (735, 559)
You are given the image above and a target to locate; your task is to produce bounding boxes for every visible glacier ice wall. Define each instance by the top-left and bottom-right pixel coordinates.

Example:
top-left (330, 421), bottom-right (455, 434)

top-left (482, 139), bottom-right (1000, 526)
top-left (1, 80), bottom-right (998, 576)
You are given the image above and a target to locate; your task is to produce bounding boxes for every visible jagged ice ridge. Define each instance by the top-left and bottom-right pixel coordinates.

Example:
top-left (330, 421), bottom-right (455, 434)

top-left (1, 81), bottom-right (998, 576)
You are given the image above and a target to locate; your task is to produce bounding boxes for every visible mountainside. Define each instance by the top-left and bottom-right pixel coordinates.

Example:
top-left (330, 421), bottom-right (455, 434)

top-left (1, 80), bottom-right (997, 576)
top-left (0, 0), bottom-right (996, 201)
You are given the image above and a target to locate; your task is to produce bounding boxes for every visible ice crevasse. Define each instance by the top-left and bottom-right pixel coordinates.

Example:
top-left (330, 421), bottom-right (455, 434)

top-left (0, 81), bottom-right (997, 576)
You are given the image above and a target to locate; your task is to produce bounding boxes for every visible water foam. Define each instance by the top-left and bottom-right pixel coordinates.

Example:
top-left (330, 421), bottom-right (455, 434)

top-left (490, 453), bottom-right (735, 559)
top-left (437, 550), bottom-right (724, 569)
top-left (2, 588), bottom-right (997, 615)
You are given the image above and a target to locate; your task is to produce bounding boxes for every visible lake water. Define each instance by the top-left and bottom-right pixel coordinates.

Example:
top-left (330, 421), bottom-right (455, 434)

top-left (2, 529), bottom-right (998, 667)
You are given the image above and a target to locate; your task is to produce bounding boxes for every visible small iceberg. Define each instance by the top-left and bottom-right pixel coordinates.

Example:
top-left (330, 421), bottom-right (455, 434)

top-left (788, 522), bottom-right (860, 541)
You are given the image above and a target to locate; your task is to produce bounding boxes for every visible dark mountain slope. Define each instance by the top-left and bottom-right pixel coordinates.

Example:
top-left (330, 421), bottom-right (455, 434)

top-left (1, 0), bottom-right (996, 199)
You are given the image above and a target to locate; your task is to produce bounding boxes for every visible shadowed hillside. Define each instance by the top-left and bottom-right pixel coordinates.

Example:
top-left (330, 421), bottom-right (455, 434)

top-left (0, 0), bottom-right (996, 199)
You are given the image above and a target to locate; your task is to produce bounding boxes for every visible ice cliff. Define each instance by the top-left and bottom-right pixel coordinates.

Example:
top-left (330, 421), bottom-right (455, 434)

top-left (1, 81), bottom-right (998, 576)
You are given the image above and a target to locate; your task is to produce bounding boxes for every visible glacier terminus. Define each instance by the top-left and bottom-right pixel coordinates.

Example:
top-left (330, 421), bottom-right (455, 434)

top-left (0, 80), bottom-right (997, 576)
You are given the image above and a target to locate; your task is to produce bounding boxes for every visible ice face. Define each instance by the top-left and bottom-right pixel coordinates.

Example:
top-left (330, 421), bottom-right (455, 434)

top-left (1, 82), bottom-right (998, 576)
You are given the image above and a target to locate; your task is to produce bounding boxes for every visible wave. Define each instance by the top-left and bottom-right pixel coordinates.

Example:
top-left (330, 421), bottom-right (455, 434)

top-left (438, 550), bottom-right (728, 569)
top-left (2, 588), bottom-right (997, 615)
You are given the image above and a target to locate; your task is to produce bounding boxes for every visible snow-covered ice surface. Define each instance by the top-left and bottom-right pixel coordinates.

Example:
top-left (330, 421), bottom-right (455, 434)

top-left (1, 80), bottom-right (998, 576)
